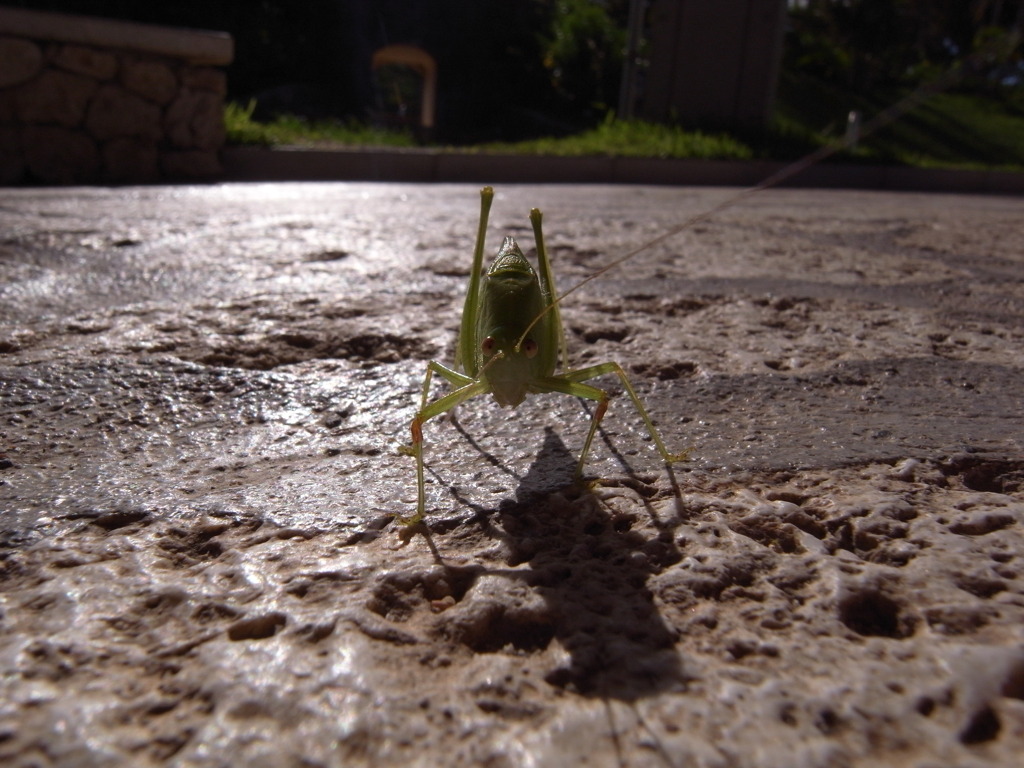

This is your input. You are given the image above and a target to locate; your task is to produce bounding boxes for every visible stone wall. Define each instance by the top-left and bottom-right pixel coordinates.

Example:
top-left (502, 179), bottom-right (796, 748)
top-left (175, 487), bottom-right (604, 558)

top-left (0, 7), bottom-right (233, 184)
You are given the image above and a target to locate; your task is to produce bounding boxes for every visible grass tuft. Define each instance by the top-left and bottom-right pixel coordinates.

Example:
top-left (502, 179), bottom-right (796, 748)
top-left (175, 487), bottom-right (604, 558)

top-left (474, 116), bottom-right (754, 160)
top-left (225, 100), bottom-right (415, 149)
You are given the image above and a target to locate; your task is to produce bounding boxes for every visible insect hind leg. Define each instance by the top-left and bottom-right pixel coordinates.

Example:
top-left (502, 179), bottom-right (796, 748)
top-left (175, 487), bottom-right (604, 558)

top-left (535, 362), bottom-right (687, 480)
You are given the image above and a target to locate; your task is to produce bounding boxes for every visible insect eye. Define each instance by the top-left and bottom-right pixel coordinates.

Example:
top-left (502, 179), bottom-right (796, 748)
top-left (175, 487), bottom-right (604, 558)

top-left (522, 338), bottom-right (538, 358)
top-left (481, 337), bottom-right (497, 356)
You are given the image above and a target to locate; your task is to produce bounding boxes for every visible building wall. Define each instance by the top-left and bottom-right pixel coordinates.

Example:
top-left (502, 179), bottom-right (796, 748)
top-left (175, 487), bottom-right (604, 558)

top-left (638, 0), bottom-right (787, 128)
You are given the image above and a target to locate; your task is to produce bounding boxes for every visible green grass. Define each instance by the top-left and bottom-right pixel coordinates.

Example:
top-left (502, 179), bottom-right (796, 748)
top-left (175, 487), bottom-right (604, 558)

top-left (224, 100), bottom-right (416, 149)
top-left (473, 116), bottom-right (754, 160)
top-left (771, 71), bottom-right (1024, 171)
top-left (226, 100), bottom-right (752, 160)
top-left (225, 77), bottom-right (1024, 171)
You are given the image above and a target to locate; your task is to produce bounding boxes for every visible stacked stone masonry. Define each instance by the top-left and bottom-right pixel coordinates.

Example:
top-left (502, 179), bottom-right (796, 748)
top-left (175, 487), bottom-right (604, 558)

top-left (0, 8), bottom-right (233, 184)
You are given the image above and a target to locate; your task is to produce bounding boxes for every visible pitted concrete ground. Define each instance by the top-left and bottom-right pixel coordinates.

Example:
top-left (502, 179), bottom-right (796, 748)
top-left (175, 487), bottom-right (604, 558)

top-left (1, 183), bottom-right (1023, 767)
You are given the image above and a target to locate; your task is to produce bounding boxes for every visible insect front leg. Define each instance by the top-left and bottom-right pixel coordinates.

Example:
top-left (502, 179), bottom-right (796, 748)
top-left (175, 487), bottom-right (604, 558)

top-left (537, 362), bottom-right (687, 480)
top-left (402, 361), bottom-right (489, 525)
top-left (457, 187), bottom-right (494, 375)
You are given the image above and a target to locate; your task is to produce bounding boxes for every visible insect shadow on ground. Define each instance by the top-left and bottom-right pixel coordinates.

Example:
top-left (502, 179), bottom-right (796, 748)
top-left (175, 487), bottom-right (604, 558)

top-left (460, 425), bottom-right (693, 701)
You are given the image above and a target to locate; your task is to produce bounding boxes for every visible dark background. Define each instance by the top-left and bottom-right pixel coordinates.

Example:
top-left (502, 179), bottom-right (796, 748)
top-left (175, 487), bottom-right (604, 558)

top-left (8, 0), bottom-right (1023, 143)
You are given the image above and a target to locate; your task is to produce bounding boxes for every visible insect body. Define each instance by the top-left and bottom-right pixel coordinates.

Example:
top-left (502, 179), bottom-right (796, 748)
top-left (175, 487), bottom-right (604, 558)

top-left (405, 186), bottom-right (686, 524)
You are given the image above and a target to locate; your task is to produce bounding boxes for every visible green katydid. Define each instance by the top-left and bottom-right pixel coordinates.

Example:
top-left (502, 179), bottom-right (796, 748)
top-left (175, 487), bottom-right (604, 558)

top-left (399, 31), bottom-right (1012, 526)
top-left (404, 186), bottom-right (687, 525)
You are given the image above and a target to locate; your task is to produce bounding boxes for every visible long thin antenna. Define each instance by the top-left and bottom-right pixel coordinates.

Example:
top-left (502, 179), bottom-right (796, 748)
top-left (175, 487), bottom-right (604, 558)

top-left (515, 35), bottom-right (1017, 352)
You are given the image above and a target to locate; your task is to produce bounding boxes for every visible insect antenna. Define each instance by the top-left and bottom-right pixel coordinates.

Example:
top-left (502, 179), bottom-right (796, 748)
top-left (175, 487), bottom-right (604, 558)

top-left (513, 32), bottom-right (1019, 359)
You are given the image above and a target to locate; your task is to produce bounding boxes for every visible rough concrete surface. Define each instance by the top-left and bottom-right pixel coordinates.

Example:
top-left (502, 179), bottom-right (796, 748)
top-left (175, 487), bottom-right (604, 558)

top-left (1, 182), bottom-right (1023, 767)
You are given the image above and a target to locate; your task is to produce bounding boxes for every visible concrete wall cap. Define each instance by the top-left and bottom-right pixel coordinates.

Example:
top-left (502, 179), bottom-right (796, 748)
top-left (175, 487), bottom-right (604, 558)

top-left (0, 7), bottom-right (233, 66)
